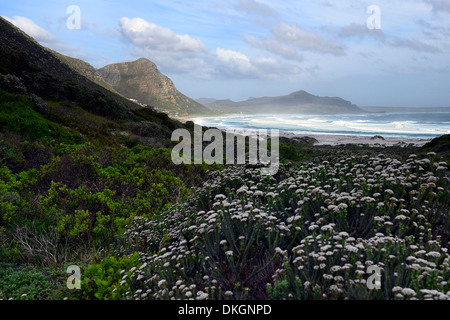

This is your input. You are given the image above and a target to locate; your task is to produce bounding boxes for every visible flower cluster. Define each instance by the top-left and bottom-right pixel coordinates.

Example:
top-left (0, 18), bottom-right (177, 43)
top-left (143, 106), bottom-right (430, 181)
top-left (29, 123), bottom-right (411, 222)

top-left (115, 152), bottom-right (449, 300)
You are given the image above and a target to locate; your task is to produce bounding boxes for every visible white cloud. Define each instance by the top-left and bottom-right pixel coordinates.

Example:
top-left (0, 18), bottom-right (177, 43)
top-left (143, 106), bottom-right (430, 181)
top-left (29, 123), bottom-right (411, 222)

top-left (118, 17), bottom-right (206, 53)
top-left (232, 0), bottom-right (280, 18)
top-left (2, 15), bottom-right (91, 61)
top-left (244, 34), bottom-right (303, 61)
top-left (244, 22), bottom-right (345, 60)
top-left (214, 48), bottom-right (301, 79)
top-left (215, 48), bottom-right (255, 74)
top-left (118, 17), bottom-right (301, 80)
top-left (425, 0), bottom-right (450, 13)
top-left (3, 16), bottom-right (56, 43)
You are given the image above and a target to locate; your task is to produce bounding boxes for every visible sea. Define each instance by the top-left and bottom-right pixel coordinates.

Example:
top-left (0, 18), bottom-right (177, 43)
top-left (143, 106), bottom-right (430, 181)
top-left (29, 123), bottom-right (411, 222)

top-left (192, 112), bottom-right (450, 140)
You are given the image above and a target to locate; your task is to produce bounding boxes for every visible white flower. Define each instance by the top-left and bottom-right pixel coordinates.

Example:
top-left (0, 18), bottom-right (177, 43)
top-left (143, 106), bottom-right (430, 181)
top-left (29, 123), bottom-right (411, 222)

top-left (158, 279), bottom-right (167, 287)
top-left (224, 291), bottom-right (233, 297)
top-left (196, 291), bottom-right (209, 300)
top-left (345, 245), bottom-right (358, 253)
top-left (175, 280), bottom-right (183, 286)
top-left (329, 285), bottom-right (342, 293)
top-left (392, 286), bottom-right (403, 293)
top-left (339, 232), bottom-right (349, 238)
top-left (415, 250), bottom-right (426, 256)
top-left (237, 186), bottom-right (248, 194)
top-left (214, 194), bottom-right (226, 200)
top-left (426, 251), bottom-right (441, 259)
top-left (402, 288), bottom-right (416, 297)
top-left (330, 266), bottom-right (341, 273)
top-left (225, 251), bottom-right (233, 256)
top-left (321, 224), bottom-right (334, 232)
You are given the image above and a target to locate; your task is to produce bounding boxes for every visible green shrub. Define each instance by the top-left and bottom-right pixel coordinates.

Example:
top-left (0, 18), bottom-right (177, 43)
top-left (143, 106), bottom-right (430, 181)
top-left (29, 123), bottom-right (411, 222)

top-left (0, 89), bottom-right (79, 143)
top-left (67, 253), bottom-right (140, 300)
top-left (0, 264), bottom-right (55, 300)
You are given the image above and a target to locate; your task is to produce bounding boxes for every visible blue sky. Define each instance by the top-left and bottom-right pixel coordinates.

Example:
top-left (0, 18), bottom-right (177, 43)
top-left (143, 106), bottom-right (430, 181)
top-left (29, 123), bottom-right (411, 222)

top-left (2, 0), bottom-right (450, 107)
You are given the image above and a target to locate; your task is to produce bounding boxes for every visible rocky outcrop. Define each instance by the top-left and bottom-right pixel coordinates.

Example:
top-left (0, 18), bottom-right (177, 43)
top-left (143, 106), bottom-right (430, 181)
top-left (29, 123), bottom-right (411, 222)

top-left (98, 58), bottom-right (213, 116)
top-left (0, 74), bottom-right (48, 115)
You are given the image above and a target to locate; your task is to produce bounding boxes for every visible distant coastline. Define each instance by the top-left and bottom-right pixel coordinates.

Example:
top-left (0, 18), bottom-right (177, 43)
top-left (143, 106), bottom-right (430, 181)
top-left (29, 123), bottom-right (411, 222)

top-left (177, 111), bottom-right (449, 147)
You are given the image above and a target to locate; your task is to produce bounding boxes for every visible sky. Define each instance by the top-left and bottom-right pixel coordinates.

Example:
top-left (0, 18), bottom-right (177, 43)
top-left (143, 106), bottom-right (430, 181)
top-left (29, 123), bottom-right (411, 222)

top-left (1, 0), bottom-right (450, 107)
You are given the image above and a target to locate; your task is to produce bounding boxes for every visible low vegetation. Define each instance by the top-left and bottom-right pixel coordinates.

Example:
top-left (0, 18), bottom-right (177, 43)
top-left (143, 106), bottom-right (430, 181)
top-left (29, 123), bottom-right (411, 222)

top-left (0, 88), bottom-right (448, 301)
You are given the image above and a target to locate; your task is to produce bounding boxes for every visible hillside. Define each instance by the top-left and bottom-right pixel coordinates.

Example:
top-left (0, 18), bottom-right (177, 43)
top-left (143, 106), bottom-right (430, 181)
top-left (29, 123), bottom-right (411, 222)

top-left (0, 16), bottom-right (187, 147)
top-left (202, 90), bottom-right (365, 115)
top-left (51, 51), bottom-right (119, 94)
top-left (98, 58), bottom-right (214, 117)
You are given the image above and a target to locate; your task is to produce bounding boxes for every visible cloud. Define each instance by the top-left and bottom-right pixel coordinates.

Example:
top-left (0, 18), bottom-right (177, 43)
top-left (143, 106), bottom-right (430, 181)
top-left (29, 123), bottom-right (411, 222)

top-left (232, 0), bottom-right (280, 18)
top-left (337, 23), bottom-right (443, 54)
top-left (243, 34), bottom-right (303, 61)
top-left (418, 19), bottom-right (450, 41)
top-left (3, 16), bottom-right (56, 43)
top-left (3, 15), bottom-right (91, 61)
top-left (425, 0), bottom-right (450, 13)
top-left (388, 36), bottom-right (443, 53)
top-left (118, 17), bottom-right (206, 53)
top-left (213, 48), bottom-right (300, 79)
top-left (118, 17), bottom-right (301, 80)
top-left (244, 22), bottom-right (346, 60)
top-left (215, 48), bottom-right (256, 75)
top-left (338, 23), bottom-right (386, 41)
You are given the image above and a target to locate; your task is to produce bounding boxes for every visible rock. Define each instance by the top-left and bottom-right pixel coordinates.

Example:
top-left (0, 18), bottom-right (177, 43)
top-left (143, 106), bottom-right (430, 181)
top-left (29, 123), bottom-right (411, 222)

top-left (28, 93), bottom-right (48, 116)
top-left (0, 73), bottom-right (28, 95)
top-left (98, 58), bottom-right (213, 116)
top-left (0, 74), bottom-right (48, 116)
top-left (420, 134), bottom-right (450, 156)
top-left (371, 135), bottom-right (385, 140)
top-left (292, 136), bottom-right (319, 145)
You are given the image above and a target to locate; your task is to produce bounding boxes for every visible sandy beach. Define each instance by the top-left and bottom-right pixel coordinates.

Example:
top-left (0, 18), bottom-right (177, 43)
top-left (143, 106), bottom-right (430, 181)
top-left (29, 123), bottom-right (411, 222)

top-left (281, 132), bottom-right (432, 147)
top-left (206, 126), bottom-right (433, 148)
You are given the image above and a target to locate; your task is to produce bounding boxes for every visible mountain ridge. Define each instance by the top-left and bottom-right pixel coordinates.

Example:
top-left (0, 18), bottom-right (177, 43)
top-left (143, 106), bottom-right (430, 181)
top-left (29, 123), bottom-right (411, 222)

top-left (0, 16), bottom-right (185, 147)
top-left (199, 90), bottom-right (365, 115)
top-left (98, 58), bottom-right (214, 117)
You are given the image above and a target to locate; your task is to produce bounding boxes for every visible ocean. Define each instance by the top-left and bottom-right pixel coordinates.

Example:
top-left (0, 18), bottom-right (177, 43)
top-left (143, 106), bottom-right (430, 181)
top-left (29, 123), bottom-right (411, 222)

top-left (192, 112), bottom-right (450, 139)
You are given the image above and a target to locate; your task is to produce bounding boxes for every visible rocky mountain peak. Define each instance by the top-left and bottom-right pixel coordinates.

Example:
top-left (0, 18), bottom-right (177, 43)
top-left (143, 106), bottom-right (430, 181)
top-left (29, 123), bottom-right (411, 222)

top-left (98, 59), bottom-right (212, 116)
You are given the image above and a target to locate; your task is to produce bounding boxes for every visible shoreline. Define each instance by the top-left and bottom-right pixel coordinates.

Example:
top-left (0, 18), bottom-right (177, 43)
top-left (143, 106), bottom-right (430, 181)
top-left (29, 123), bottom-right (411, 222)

top-left (229, 128), bottom-right (431, 147)
top-left (175, 116), bottom-right (433, 148)
top-left (282, 131), bottom-right (431, 147)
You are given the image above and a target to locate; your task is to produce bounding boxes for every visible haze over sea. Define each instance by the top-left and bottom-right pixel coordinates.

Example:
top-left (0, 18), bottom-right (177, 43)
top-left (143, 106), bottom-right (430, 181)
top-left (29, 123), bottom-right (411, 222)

top-left (193, 112), bottom-right (450, 140)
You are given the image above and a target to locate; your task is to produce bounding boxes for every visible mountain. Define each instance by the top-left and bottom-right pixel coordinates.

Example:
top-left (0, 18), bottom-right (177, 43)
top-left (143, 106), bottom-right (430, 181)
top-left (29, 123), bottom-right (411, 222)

top-left (98, 58), bottom-right (214, 117)
top-left (0, 16), bottom-right (184, 147)
top-left (202, 90), bottom-right (365, 115)
top-left (51, 50), bottom-right (118, 94)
